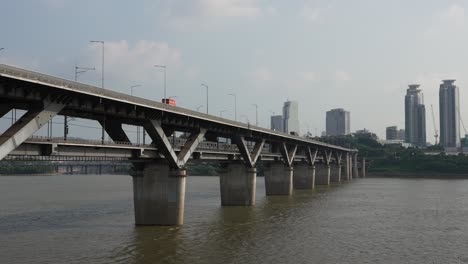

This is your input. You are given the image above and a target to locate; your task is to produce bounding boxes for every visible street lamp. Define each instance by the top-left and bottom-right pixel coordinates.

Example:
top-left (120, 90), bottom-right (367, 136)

top-left (252, 104), bottom-right (258, 126)
top-left (75, 66), bottom-right (95, 81)
top-left (201, 84), bottom-right (208, 114)
top-left (89, 41), bottom-right (104, 89)
top-left (64, 66), bottom-right (95, 140)
top-left (240, 114), bottom-right (250, 124)
top-left (130, 84), bottom-right (142, 96)
top-left (90, 40), bottom-right (105, 144)
top-left (228, 93), bottom-right (237, 121)
top-left (154, 65), bottom-right (167, 100)
top-left (130, 84), bottom-right (143, 144)
top-left (219, 110), bottom-right (227, 117)
top-left (196, 105), bottom-right (204, 112)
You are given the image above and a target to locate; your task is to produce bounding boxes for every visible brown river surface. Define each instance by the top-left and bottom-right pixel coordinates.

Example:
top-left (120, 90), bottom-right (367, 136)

top-left (1, 175), bottom-right (468, 264)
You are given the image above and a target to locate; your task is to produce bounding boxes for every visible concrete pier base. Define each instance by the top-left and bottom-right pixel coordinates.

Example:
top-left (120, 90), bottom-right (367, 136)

top-left (132, 162), bottom-right (186, 226)
top-left (315, 164), bottom-right (330, 185)
top-left (264, 163), bottom-right (293, 195)
top-left (342, 155), bottom-right (350, 181)
top-left (293, 164), bottom-right (315, 189)
top-left (219, 163), bottom-right (256, 206)
top-left (361, 159), bottom-right (366, 178)
top-left (330, 165), bottom-right (341, 183)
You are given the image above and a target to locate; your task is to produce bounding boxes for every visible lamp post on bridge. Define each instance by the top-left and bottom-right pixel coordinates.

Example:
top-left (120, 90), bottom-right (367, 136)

top-left (228, 93), bottom-right (237, 121)
top-left (154, 65), bottom-right (167, 100)
top-left (64, 66), bottom-right (95, 141)
top-left (131, 84), bottom-right (142, 144)
top-left (89, 40), bottom-right (105, 144)
top-left (252, 104), bottom-right (258, 126)
top-left (201, 84), bottom-right (208, 114)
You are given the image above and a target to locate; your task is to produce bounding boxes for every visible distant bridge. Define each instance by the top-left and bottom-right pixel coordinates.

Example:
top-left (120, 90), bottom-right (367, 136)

top-left (0, 64), bottom-right (364, 226)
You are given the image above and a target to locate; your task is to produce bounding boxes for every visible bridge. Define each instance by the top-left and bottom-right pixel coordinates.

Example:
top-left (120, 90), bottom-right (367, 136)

top-left (0, 64), bottom-right (363, 226)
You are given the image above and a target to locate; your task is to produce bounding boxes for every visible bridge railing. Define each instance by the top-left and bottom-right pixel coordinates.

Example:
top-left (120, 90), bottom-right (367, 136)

top-left (25, 136), bottom-right (274, 154)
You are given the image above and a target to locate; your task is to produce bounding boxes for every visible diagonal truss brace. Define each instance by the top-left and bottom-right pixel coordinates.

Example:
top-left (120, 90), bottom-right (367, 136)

top-left (144, 119), bottom-right (207, 169)
top-left (0, 101), bottom-right (64, 161)
top-left (98, 119), bottom-right (130, 143)
top-left (322, 149), bottom-right (333, 165)
top-left (0, 106), bottom-right (12, 118)
top-left (234, 136), bottom-right (265, 168)
top-left (279, 142), bottom-right (298, 167)
top-left (306, 147), bottom-right (318, 166)
top-left (335, 152), bottom-right (343, 165)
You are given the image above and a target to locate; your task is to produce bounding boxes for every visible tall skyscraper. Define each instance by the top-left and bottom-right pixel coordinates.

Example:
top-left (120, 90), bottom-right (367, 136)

top-left (283, 101), bottom-right (299, 134)
top-left (439, 80), bottom-right (460, 148)
top-left (270, 115), bottom-right (284, 132)
top-left (404, 84), bottom-right (426, 147)
top-left (326, 108), bottom-right (350, 136)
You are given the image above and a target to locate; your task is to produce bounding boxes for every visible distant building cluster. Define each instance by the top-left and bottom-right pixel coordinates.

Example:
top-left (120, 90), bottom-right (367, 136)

top-left (270, 101), bottom-right (300, 135)
top-left (382, 80), bottom-right (463, 151)
top-left (386, 126), bottom-right (405, 140)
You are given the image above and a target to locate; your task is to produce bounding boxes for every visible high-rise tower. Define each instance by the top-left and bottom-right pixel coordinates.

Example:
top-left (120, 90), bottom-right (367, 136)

top-left (283, 101), bottom-right (299, 135)
top-left (439, 80), bottom-right (460, 148)
top-left (405, 84), bottom-right (426, 147)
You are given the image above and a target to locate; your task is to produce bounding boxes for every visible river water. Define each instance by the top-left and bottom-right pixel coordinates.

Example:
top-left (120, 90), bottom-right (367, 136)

top-left (1, 175), bottom-right (468, 264)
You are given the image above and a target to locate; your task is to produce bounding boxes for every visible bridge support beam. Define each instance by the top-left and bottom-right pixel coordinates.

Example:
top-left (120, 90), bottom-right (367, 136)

top-left (293, 163), bottom-right (315, 189)
top-left (315, 164), bottom-right (330, 185)
top-left (219, 163), bottom-right (256, 205)
top-left (264, 163), bottom-right (293, 195)
top-left (330, 164), bottom-right (341, 183)
top-left (132, 162), bottom-right (186, 226)
top-left (0, 101), bottom-right (64, 160)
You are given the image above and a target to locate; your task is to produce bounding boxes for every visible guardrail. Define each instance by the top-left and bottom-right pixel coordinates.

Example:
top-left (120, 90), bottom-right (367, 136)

top-left (25, 136), bottom-right (272, 153)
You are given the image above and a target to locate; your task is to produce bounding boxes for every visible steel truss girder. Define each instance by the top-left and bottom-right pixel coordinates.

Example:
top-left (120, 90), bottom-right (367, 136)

top-left (0, 100), bottom-right (64, 160)
top-left (98, 119), bottom-right (130, 143)
top-left (306, 147), bottom-right (318, 166)
top-left (234, 136), bottom-right (265, 168)
top-left (279, 142), bottom-right (297, 167)
top-left (322, 149), bottom-right (333, 165)
top-left (144, 119), bottom-right (207, 169)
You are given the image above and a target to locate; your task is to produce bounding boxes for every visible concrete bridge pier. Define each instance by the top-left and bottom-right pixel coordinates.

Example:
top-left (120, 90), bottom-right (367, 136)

top-left (352, 154), bottom-right (359, 179)
top-left (220, 162), bottom-right (256, 205)
top-left (315, 164), bottom-right (330, 185)
top-left (361, 158), bottom-right (366, 178)
top-left (132, 162), bottom-right (186, 226)
top-left (330, 164), bottom-right (341, 183)
top-left (293, 163), bottom-right (315, 189)
top-left (342, 154), bottom-right (351, 181)
top-left (264, 163), bottom-right (293, 195)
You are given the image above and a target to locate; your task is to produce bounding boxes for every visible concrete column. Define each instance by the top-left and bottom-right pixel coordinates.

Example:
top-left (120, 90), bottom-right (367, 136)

top-left (264, 163), bottom-right (293, 195)
top-left (330, 164), bottom-right (341, 183)
top-left (219, 163), bottom-right (256, 206)
top-left (315, 164), bottom-right (330, 185)
top-left (342, 154), bottom-right (350, 181)
top-left (361, 158), bottom-right (366, 178)
top-left (132, 162), bottom-right (186, 226)
top-left (353, 154), bottom-right (359, 178)
top-left (293, 163), bottom-right (315, 189)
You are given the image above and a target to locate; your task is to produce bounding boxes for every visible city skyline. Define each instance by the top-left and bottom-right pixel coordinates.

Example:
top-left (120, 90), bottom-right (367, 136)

top-left (1, 1), bottom-right (468, 141)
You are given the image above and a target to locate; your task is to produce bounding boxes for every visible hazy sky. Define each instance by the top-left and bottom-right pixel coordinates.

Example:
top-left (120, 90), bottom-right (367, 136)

top-left (1, 0), bottom-right (468, 142)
